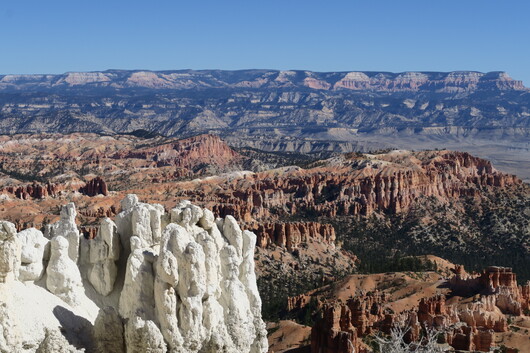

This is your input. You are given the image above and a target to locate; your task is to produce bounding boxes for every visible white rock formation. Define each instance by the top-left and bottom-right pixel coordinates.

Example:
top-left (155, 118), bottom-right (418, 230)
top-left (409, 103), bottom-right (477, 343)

top-left (0, 196), bottom-right (268, 353)
top-left (35, 328), bottom-right (80, 353)
top-left (119, 236), bottom-right (157, 321)
top-left (115, 194), bottom-right (165, 252)
top-left (46, 236), bottom-right (83, 305)
top-left (45, 203), bottom-right (80, 263)
top-left (0, 221), bottom-right (20, 283)
top-left (124, 317), bottom-right (166, 353)
top-left (17, 228), bottom-right (48, 282)
top-left (0, 302), bottom-right (21, 353)
top-left (88, 218), bottom-right (120, 296)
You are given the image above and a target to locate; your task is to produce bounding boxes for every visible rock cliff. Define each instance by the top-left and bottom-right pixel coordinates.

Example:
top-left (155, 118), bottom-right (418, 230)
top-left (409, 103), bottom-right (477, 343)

top-left (0, 195), bottom-right (268, 353)
top-left (197, 150), bottom-right (520, 221)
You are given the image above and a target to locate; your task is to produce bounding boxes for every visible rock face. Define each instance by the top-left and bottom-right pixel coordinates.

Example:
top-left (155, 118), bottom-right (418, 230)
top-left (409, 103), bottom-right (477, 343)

top-left (87, 218), bottom-right (120, 296)
top-left (45, 203), bottom-right (81, 263)
top-left (0, 70), bottom-right (525, 93)
top-left (17, 228), bottom-right (48, 281)
top-left (250, 222), bottom-right (336, 251)
top-left (46, 236), bottom-right (83, 306)
top-left (112, 134), bottom-right (241, 173)
top-left (205, 151), bottom-right (520, 222)
top-left (79, 176), bottom-right (108, 196)
top-left (0, 182), bottom-right (61, 200)
top-left (0, 221), bottom-right (20, 283)
top-left (310, 266), bottom-right (530, 353)
top-left (116, 199), bottom-right (268, 353)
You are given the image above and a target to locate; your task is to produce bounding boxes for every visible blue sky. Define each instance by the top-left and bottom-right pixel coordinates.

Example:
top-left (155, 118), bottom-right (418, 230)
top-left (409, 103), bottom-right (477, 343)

top-left (1, 0), bottom-right (529, 85)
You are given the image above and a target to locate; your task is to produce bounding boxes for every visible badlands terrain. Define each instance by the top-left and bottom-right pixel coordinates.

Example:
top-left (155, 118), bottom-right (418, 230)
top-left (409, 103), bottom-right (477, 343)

top-left (0, 132), bottom-right (528, 352)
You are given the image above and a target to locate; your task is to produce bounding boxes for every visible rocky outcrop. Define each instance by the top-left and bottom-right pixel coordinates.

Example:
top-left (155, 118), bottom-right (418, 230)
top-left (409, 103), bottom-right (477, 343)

top-left (250, 222), bottom-right (336, 251)
top-left (0, 221), bottom-right (20, 283)
top-left (0, 195), bottom-right (269, 352)
top-left (45, 203), bottom-right (81, 263)
top-left (202, 151), bottom-right (520, 223)
top-left (46, 236), bottom-right (83, 306)
top-left (311, 303), bottom-right (359, 353)
top-left (450, 266), bottom-right (530, 315)
top-left (0, 182), bottom-right (61, 200)
top-left (79, 176), bottom-right (108, 196)
top-left (310, 265), bottom-right (530, 353)
top-left (0, 70), bottom-right (525, 93)
top-left (17, 228), bottom-right (48, 281)
top-left (87, 218), bottom-right (120, 296)
top-left (111, 134), bottom-right (241, 173)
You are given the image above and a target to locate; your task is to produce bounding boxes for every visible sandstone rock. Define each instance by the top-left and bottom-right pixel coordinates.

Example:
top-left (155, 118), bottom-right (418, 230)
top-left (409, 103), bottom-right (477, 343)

top-left (208, 151), bottom-right (520, 225)
top-left (93, 306), bottom-right (125, 353)
top-left (0, 302), bottom-right (21, 353)
top-left (79, 176), bottom-right (108, 196)
top-left (0, 195), bottom-right (268, 353)
top-left (121, 193), bottom-right (139, 212)
top-left (0, 221), bottom-right (20, 283)
top-left (45, 203), bottom-right (80, 263)
top-left (17, 228), bottom-right (48, 282)
top-left (220, 244), bottom-right (255, 352)
top-left (36, 328), bottom-right (81, 353)
top-left (250, 222), bottom-right (336, 251)
top-left (119, 236), bottom-right (156, 321)
top-left (124, 317), bottom-right (166, 353)
top-left (152, 199), bottom-right (267, 353)
top-left (116, 195), bottom-right (164, 252)
top-left (222, 215), bottom-right (243, 257)
top-left (176, 241), bottom-right (207, 351)
top-left (199, 208), bottom-right (215, 230)
top-left (46, 236), bottom-right (83, 305)
top-left (311, 303), bottom-right (358, 353)
top-left (310, 265), bottom-right (530, 353)
top-left (241, 230), bottom-right (268, 353)
top-left (88, 218), bottom-right (120, 296)
top-left (1, 182), bottom-right (61, 200)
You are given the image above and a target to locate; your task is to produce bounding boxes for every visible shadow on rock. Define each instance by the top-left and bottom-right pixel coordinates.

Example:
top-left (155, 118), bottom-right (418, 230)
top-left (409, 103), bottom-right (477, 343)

top-left (52, 305), bottom-right (95, 352)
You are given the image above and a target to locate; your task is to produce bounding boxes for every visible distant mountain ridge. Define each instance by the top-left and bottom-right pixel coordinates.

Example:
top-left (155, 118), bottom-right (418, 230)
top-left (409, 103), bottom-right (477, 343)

top-left (0, 69), bottom-right (526, 92)
top-left (0, 69), bottom-right (529, 181)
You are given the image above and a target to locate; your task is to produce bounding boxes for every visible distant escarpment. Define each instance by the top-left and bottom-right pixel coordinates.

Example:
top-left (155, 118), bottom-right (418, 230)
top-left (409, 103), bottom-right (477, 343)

top-left (0, 69), bottom-right (525, 92)
top-left (0, 70), bottom-right (528, 139)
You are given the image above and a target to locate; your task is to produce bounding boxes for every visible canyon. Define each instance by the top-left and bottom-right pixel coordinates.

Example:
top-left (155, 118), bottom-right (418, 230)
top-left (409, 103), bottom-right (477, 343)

top-left (0, 132), bottom-right (528, 352)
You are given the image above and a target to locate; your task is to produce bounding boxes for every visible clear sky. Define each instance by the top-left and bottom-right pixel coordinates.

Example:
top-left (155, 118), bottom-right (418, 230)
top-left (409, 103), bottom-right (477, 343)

top-left (1, 0), bottom-right (529, 85)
